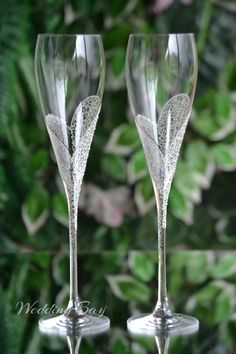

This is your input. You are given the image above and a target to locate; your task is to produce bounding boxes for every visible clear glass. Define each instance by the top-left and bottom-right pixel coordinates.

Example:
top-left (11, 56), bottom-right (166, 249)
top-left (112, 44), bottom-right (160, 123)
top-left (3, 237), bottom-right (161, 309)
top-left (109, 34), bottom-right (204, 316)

top-left (39, 322), bottom-right (109, 353)
top-left (35, 34), bottom-right (109, 335)
top-left (126, 33), bottom-right (198, 335)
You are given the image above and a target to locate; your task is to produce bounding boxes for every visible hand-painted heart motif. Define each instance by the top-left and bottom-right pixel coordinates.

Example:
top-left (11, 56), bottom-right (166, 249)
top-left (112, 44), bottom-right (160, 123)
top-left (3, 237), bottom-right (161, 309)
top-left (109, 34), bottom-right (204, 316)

top-left (45, 95), bottom-right (101, 207)
top-left (135, 94), bottom-right (191, 228)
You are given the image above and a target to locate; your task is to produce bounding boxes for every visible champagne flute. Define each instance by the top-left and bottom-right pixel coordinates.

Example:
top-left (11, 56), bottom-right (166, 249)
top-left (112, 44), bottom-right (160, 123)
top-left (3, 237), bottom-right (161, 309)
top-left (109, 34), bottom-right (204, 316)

top-left (35, 34), bottom-right (109, 334)
top-left (126, 33), bottom-right (198, 334)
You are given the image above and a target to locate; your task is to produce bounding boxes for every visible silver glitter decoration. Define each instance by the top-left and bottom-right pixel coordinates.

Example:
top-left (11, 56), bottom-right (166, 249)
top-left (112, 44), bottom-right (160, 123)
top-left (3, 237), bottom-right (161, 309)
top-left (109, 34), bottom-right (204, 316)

top-left (45, 95), bottom-right (101, 208)
top-left (136, 94), bottom-right (191, 228)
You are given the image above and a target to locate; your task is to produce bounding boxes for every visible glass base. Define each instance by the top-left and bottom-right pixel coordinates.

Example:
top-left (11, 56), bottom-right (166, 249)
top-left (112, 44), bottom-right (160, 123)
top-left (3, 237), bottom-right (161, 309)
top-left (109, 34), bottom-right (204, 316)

top-left (127, 313), bottom-right (199, 336)
top-left (39, 313), bottom-right (110, 336)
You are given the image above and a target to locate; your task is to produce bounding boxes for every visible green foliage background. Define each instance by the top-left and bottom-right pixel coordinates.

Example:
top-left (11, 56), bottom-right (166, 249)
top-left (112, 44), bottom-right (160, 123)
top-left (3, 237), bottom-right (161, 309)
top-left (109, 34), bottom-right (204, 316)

top-left (1, 0), bottom-right (236, 252)
top-left (2, 251), bottom-right (236, 353)
top-left (1, 1), bottom-right (236, 352)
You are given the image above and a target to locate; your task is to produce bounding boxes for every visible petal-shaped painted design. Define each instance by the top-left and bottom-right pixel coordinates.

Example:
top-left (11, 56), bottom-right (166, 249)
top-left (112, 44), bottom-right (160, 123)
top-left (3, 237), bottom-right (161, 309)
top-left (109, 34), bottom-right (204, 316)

top-left (135, 94), bottom-right (191, 228)
top-left (45, 114), bottom-right (69, 150)
top-left (45, 96), bottom-right (101, 205)
top-left (45, 114), bottom-right (72, 191)
top-left (157, 94), bottom-right (191, 155)
top-left (72, 119), bottom-right (98, 204)
top-left (135, 114), bottom-right (164, 189)
top-left (70, 96), bottom-right (101, 152)
top-left (71, 96), bottom-right (101, 205)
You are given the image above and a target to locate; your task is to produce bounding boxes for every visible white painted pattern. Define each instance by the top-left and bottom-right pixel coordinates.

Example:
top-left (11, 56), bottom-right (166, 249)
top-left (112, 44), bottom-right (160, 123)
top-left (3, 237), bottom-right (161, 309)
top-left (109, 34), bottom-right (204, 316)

top-left (45, 95), bottom-right (101, 209)
top-left (136, 94), bottom-right (191, 228)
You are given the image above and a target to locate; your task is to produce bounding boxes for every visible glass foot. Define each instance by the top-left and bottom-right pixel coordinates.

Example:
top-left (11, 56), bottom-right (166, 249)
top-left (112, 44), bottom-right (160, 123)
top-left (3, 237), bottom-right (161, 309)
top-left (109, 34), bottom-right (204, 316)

top-left (127, 313), bottom-right (199, 336)
top-left (39, 313), bottom-right (110, 336)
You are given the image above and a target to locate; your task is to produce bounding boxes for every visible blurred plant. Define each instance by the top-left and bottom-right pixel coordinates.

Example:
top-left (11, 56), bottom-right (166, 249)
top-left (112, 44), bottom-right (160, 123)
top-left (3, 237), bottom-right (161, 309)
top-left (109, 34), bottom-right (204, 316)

top-left (0, 0), bottom-right (236, 253)
top-left (107, 250), bottom-right (236, 352)
top-left (2, 250), bottom-right (236, 352)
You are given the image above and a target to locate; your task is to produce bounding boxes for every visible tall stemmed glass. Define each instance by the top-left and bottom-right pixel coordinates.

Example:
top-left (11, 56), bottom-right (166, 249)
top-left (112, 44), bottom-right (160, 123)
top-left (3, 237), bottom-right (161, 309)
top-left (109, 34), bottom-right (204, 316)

top-left (126, 34), bottom-right (198, 334)
top-left (35, 34), bottom-right (109, 334)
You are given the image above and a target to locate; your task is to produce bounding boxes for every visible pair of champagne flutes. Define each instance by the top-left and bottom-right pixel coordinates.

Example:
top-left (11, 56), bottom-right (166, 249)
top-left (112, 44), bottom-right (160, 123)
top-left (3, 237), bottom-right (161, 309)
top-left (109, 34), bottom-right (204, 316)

top-left (35, 33), bottom-right (198, 336)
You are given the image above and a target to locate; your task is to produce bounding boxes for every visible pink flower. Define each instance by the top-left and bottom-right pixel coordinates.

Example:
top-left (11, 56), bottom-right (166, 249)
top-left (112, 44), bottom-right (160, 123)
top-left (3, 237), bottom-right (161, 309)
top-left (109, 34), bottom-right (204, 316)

top-left (79, 184), bottom-right (135, 228)
top-left (152, 0), bottom-right (193, 14)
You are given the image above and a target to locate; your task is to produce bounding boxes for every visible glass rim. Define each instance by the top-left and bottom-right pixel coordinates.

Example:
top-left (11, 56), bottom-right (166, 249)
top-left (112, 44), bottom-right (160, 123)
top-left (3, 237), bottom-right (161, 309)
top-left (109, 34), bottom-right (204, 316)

top-left (129, 33), bottom-right (195, 38)
top-left (37, 33), bottom-right (102, 38)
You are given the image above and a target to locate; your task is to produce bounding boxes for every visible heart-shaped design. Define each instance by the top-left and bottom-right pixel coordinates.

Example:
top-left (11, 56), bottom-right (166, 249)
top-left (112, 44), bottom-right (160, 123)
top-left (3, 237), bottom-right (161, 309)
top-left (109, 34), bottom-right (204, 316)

top-left (45, 95), bottom-right (101, 207)
top-left (135, 94), bottom-right (191, 228)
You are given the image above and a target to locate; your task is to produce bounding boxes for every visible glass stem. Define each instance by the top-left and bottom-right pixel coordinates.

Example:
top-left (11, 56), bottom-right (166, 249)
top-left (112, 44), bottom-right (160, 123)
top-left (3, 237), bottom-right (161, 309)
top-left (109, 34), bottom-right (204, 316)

top-left (65, 191), bottom-right (83, 317)
top-left (155, 335), bottom-right (170, 354)
top-left (69, 197), bottom-right (79, 305)
top-left (67, 336), bottom-right (82, 354)
top-left (153, 192), bottom-right (172, 319)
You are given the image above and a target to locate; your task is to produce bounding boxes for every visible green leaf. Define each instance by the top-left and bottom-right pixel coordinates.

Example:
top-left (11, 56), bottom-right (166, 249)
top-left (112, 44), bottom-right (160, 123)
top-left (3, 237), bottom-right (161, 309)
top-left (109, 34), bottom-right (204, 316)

top-left (102, 154), bottom-right (126, 181)
top-left (211, 256), bottom-right (236, 279)
top-left (25, 326), bottom-right (41, 354)
top-left (214, 289), bottom-right (234, 324)
top-left (26, 264), bottom-right (48, 293)
top-left (47, 14), bottom-right (61, 32)
top-left (156, 86), bottom-right (168, 107)
top-left (104, 24), bottom-right (130, 49)
top-left (192, 111), bottom-right (220, 140)
top-left (193, 90), bottom-right (235, 141)
top-left (174, 162), bottom-right (202, 203)
top-left (134, 176), bottom-right (155, 215)
top-left (186, 281), bottom-right (223, 319)
top-left (20, 122), bottom-right (45, 145)
top-left (109, 330), bottom-right (131, 354)
top-left (185, 140), bottom-right (215, 188)
top-left (109, 0), bottom-right (128, 17)
top-left (169, 270), bottom-right (184, 297)
top-left (40, 326), bottom-right (65, 350)
top-left (105, 124), bottom-right (140, 155)
top-left (169, 187), bottom-right (193, 225)
top-left (216, 216), bottom-right (236, 246)
top-left (113, 338), bottom-right (130, 354)
top-left (31, 148), bottom-right (49, 174)
top-left (194, 90), bottom-right (215, 112)
top-left (107, 275), bottom-right (151, 303)
top-left (192, 282), bottom-right (222, 307)
top-left (169, 252), bottom-right (189, 270)
top-left (32, 253), bottom-right (51, 269)
top-left (56, 284), bottom-right (70, 310)
top-left (185, 252), bottom-right (213, 284)
top-left (215, 93), bottom-right (232, 125)
top-left (133, 332), bottom-right (159, 352)
top-left (11, 261), bottom-right (30, 300)
top-left (76, 0), bottom-right (92, 15)
top-left (0, 0), bottom-right (26, 141)
top-left (52, 253), bottom-right (69, 286)
top-left (127, 149), bottom-right (147, 183)
top-left (19, 57), bottom-right (39, 105)
top-left (52, 193), bottom-right (68, 227)
top-left (190, 280), bottom-right (235, 325)
top-left (22, 186), bottom-right (49, 235)
top-left (224, 60), bottom-right (236, 91)
top-left (0, 288), bottom-right (25, 354)
top-left (211, 144), bottom-right (236, 171)
top-left (111, 48), bottom-right (125, 77)
top-left (128, 252), bottom-right (156, 282)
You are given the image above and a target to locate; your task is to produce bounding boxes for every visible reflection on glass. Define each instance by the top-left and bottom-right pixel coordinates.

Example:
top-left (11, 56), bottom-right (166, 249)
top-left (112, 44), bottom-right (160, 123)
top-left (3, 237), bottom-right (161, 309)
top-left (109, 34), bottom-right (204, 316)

top-left (126, 33), bottom-right (198, 334)
top-left (35, 34), bottom-right (109, 334)
top-left (129, 324), bottom-right (198, 354)
top-left (155, 334), bottom-right (170, 354)
top-left (40, 323), bottom-right (109, 354)
top-left (67, 336), bottom-right (81, 354)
